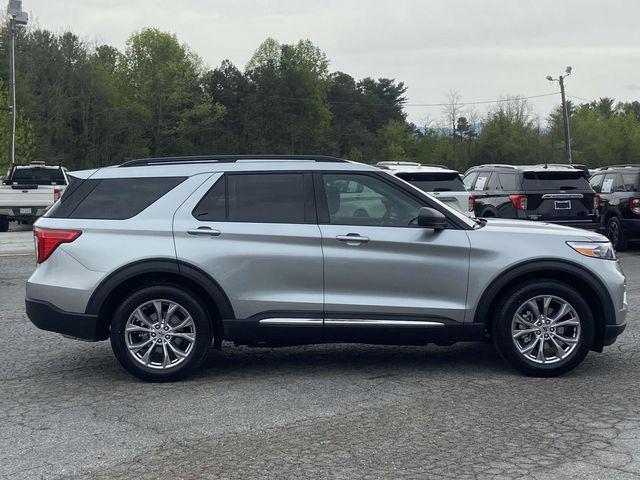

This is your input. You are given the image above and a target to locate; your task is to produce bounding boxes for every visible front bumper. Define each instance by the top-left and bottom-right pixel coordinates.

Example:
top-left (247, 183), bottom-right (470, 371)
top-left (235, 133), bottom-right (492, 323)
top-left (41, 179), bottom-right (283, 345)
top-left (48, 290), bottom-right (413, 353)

top-left (26, 298), bottom-right (104, 341)
top-left (602, 323), bottom-right (627, 347)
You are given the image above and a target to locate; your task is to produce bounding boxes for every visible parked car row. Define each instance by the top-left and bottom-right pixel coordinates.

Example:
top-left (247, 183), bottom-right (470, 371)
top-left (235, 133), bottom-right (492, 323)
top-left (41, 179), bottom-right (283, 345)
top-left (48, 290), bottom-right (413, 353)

top-left (378, 161), bottom-right (640, 251)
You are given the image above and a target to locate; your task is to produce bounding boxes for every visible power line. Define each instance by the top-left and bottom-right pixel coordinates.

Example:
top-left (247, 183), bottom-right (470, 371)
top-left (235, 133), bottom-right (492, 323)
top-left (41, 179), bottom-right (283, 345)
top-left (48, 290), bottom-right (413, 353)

top-left (248, 91), bottom-right (561, 108)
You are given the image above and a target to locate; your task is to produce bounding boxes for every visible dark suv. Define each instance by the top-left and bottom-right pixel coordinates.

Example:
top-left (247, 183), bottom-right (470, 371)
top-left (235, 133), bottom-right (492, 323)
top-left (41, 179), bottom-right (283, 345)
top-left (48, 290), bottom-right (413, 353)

top-left (589, 165), bottom-right (640, 250)
top-left (463, 164), bottom-right (599, 229)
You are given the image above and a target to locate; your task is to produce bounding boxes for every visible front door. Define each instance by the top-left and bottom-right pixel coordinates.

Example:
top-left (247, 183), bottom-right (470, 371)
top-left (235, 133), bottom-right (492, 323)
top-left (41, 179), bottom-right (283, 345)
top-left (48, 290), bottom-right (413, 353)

top-left (316, 172), bottom-right (471, 335)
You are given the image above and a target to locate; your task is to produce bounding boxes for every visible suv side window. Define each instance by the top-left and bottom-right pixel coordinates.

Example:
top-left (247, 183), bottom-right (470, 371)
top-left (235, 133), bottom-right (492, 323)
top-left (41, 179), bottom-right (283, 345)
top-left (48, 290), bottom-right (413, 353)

top-left (485, 172), bottom-right (500, 190)
top-left (622, 173), bottom-right (639, 192)
top-left (322, 173), bottom-right (423, 227)
top-left (498, 173), bottom-right (518, 191)
top-left (463, 171), bottom-right (478, 190)
top-left (589, 174), bottom-right (604, 193)
top-left (474, 172), bottom-right (491, 191)
top-left (613, 174), bottom-right (626, 192)
top-left (193, 173), bottom-right (314, 224)
top-left (601, 174), bottom-right (617, 194)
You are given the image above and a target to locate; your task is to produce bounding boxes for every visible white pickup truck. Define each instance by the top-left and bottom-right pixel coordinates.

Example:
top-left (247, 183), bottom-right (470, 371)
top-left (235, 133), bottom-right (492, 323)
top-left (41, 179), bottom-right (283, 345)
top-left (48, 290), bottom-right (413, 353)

top-left (0, 162), bottom-right (69, 232)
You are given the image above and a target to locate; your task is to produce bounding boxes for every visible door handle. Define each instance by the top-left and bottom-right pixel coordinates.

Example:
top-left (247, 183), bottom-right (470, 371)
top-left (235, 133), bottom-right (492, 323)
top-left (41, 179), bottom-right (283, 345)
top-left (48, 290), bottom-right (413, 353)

top-left (336, 233), bottom-right (370, 244)
top-left (187, 227), bottom-right (221, 237)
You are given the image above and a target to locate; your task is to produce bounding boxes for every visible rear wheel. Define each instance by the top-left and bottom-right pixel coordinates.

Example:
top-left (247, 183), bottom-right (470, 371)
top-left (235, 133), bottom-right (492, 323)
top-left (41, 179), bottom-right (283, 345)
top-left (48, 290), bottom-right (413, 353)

top-left (493, 280), bottom-right (594, 377)
top-left (606, 216), bottom-right (628, 251)
top-left (110, 285), bottom-right (212, 382)
top-left (0, 216), bottom-right (8, 232)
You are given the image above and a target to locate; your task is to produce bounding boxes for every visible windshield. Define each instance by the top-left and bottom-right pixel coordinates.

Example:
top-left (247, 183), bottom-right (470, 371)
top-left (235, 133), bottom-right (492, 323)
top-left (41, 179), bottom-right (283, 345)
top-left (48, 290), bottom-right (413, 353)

top-left (395, 172), bottom-right (465, 192)
top-left (9, 167), bottom-right (66, 185)
top-left (522, 171), bottom-right (590, 191)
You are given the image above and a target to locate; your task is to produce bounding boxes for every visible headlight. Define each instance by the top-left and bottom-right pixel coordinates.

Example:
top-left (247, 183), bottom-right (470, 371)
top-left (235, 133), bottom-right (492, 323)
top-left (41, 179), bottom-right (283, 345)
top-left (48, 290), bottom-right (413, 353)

top-left (567, 241), bottom-right (617, 260)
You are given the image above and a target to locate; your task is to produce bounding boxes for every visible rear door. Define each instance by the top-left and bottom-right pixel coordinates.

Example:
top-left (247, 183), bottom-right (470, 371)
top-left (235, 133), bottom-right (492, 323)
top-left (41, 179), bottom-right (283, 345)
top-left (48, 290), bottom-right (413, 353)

top-left (316, 171), bottom-right (470, 335)
top-left (521, 170), bottom-right (596, 223)
top-left (173, 172), bottom-right (324, 323)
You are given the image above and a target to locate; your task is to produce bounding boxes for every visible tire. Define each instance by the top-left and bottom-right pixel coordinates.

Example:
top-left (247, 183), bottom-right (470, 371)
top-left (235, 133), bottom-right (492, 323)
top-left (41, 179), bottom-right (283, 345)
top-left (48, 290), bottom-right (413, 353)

top-left (492, 280), bottom-right (594, 377)
top-left (605, 216), bottom-right (628, 251)
top-left (110, 285), bottom-right (212, 382)
top-left (0, 216), bottom-right (8, 232)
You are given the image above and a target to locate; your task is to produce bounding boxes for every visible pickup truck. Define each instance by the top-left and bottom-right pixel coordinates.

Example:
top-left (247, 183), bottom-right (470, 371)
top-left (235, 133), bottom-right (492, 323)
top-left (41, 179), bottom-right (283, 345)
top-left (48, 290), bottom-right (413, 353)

top-left (0, 162), bottom-right (68, 232)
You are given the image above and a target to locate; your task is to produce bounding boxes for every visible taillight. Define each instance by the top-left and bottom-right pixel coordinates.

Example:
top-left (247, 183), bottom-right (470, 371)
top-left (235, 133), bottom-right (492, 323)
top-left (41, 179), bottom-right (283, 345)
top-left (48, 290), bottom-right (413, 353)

top-left (630, 198), bottom-right (640, 215)
top-left (594, 193), bottom-right (601, 210)
top-left (509, 194), bottom-right (528, 211)
top-left (468, 196), bottom-right (476, 213)
top-left (54, 188), bottom-right (61, 202)
top-left (34, 228), bottom-right (81, 263)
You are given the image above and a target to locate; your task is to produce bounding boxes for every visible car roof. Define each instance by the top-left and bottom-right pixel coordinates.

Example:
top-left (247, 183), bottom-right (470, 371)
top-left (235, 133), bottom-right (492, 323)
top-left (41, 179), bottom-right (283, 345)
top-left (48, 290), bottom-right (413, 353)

top-left (594, 164), bottom-right (640, 172)
top-left (70, 155), bottom-right (379, 180)
top-left (467, 164), bottom-right (585, 173)
top-left (376, 162), bottom-right (459, 175)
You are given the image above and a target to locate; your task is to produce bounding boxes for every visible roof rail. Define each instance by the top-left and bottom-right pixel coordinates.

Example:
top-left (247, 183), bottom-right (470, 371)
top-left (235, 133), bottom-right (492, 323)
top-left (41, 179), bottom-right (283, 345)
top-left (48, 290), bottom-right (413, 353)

top-left (597, 164), bottom-right (640, 170)
top-left (476, 164), bottom-right (519, 169)
top-left (119, 155), bottom-right (350, 168)
top-left (375, 161), bottom-right (421, 167)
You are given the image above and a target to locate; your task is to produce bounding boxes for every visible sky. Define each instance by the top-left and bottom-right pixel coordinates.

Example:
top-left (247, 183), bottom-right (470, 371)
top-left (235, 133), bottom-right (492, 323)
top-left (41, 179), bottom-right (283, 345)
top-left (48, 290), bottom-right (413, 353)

top-left (21, 0), bottom-right (640, 126)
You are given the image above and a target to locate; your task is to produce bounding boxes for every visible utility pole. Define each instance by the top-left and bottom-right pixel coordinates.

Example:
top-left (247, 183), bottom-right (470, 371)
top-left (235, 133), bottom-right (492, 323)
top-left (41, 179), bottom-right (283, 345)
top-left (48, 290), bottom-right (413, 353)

top-left (6, 0), bottom-right (28, 172)
top-left (546, 66), bottom-right (573, 164)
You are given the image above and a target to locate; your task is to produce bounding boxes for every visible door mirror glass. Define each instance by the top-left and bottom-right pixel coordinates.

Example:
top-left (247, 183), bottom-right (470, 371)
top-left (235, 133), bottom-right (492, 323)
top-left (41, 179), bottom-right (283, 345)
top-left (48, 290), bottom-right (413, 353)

top-left (417, 207), bottom-right (447, 230)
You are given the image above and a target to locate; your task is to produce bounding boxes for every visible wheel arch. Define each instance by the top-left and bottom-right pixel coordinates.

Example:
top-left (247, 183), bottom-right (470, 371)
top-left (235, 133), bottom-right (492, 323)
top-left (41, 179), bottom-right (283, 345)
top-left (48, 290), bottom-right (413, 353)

top-left (86, 258), bottom-right (234, 342)
top-left (474, 259), bottom-right (615, 352)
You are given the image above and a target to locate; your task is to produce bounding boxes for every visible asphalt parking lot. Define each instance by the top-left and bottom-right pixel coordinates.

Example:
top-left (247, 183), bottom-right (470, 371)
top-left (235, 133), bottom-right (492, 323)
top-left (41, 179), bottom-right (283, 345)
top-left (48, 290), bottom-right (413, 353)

top-left (1, 228), bottom-right (639, 479)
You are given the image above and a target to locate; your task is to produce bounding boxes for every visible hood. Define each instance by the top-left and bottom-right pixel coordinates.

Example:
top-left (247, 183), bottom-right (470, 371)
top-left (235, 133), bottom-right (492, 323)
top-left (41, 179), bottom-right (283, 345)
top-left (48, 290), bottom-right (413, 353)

top-left (480, 218), bottom-right (607, 242)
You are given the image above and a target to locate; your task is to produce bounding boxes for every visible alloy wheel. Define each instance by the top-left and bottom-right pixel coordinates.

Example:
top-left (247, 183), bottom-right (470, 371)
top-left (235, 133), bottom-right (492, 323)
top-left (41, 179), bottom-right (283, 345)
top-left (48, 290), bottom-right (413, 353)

top-left (124, 299), bottom-right (196, 370)
top-left (511, 295), bottom-right (581, 365)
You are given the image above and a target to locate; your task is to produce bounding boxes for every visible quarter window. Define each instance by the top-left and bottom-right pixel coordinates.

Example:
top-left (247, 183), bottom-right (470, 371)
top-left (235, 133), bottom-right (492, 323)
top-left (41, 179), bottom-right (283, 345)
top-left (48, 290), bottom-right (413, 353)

top-left (322, 174), bottom-right (423, 227)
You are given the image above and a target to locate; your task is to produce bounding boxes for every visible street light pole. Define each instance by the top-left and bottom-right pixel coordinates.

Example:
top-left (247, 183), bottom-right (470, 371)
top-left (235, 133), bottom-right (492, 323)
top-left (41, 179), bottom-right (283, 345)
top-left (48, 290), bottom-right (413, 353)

top-left (8, 15), bottom-right (16, 172)
top-left (6, 0), bottom-right (28, 173)
top-left (546, 66), bottom-right (573, 164)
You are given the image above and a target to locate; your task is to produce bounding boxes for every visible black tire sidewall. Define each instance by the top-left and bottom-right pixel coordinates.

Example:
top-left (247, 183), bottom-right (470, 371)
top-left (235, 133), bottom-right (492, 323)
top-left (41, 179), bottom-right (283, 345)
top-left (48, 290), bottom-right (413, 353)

top-left (110, 285), bottom-right (212, 382)
top-left (607, 216), bottom-right (627, 251)
top-left (493, 280), bottom-right (595, 377)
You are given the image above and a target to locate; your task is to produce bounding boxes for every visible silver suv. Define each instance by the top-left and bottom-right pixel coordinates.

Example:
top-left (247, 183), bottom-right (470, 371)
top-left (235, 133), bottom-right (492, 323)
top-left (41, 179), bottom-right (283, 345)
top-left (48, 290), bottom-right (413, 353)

top-left (26, 155), bottom-right (627, 381)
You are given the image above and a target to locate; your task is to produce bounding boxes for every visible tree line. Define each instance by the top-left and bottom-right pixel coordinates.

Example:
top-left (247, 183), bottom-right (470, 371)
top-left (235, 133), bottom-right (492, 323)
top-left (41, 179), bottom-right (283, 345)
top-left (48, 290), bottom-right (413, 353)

top-left (0, 26), bottom-right (639, 172)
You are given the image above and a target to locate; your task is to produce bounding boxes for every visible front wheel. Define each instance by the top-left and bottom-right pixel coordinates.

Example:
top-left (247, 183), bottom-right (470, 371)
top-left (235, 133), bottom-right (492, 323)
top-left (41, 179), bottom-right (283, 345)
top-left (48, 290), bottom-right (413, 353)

top-left (493, 281), bottom-right (594, 377)
top-left (110, 285), bottom-right (212, 382)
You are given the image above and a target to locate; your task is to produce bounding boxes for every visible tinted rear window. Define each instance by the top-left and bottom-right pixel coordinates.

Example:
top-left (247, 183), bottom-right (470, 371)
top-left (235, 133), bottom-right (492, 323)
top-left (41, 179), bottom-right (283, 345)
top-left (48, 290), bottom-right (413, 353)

top-left (622, 174), bottom-right (639, 192)
top-left (396, 172), bottom-right (465, 192)
top-left (49, 177), bottom-right (185, 219)
top-left (522, 171), bottom-right (590, 191)
top-left (8, 167), bottom-right (66, 185)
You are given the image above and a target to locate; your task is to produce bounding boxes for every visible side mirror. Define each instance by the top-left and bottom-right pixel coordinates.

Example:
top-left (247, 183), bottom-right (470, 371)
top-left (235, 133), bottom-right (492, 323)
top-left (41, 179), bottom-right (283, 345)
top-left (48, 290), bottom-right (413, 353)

top-left (417, 207), bottom-right (447, 230)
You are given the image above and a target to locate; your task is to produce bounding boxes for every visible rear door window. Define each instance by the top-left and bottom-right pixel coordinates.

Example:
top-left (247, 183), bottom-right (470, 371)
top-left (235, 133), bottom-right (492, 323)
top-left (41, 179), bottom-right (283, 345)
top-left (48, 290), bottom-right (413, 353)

top-left (474, 172), bottom-right (491, 191)
top-left (193, 173), bottom-right (315, 224)
top-left (622, 173), bottom-right (639, 192)
top-left (395, 172), bottom-right (465, 192)
top-left (497, 173), bottom-right (518, 191)
top-left (601, 174), bottom-right (616, 194)
top-left (522, 171), bottom-right (591, 191)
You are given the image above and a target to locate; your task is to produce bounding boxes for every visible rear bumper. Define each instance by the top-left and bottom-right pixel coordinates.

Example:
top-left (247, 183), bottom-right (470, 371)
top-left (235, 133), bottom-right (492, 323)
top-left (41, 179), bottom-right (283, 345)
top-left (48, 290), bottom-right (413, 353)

top-left (0, 206), bottom-right (49, 217)
top-left (25, 298), bottom-right (104, 341)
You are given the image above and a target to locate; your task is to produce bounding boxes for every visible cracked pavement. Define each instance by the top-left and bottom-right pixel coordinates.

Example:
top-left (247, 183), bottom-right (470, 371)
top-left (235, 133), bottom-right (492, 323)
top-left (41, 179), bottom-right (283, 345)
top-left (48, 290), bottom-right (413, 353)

top-left (1, 249), bottom-right (639, 479)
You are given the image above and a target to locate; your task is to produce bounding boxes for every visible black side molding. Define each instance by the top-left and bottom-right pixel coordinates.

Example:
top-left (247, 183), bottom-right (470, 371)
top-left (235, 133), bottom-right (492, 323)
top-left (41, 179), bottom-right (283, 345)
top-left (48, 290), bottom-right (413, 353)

top-left (26, 298), bottom-right (102, 341)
